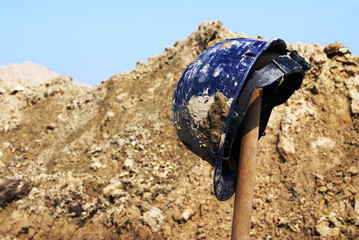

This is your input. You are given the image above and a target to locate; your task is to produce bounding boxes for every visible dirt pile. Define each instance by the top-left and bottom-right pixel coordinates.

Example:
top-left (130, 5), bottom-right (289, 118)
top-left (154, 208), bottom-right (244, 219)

top-left (0, 61), bottom-right (60, 86)
top-left (0, 21), bottom-right (358, 239)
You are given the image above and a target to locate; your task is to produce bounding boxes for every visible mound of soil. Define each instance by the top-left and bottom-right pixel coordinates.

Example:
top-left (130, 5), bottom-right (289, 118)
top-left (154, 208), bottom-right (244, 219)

top-left (0, 61), bottom-right (60, 86)
top-left (0, 21), bottom-right (358, 239)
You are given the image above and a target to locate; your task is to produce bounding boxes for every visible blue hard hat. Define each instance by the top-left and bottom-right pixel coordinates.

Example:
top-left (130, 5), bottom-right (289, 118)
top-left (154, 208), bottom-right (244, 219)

top-left (172, 38), bottom-right (310, 201)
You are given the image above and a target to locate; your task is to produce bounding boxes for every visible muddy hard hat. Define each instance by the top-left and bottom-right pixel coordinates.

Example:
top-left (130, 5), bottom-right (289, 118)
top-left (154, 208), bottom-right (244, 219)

top-left (172, 38), bottom-right (311, 201)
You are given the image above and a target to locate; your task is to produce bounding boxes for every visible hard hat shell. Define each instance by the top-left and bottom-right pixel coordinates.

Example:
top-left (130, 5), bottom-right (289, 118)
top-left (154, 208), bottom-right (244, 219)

top-left (172, 38), bottom-right (310, 201)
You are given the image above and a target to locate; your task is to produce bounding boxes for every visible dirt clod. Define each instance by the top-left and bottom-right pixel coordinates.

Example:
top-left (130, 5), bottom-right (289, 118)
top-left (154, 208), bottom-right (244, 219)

top-left (199, 92), bottom-right (231, 145)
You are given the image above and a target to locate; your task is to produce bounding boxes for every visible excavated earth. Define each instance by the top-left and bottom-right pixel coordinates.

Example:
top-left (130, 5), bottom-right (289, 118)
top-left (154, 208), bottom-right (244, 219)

top-left (0, 21), bottom-right (358, 239)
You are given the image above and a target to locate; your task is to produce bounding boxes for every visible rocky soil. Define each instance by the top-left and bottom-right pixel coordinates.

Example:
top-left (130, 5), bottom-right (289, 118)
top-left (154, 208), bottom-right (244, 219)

top-left (0, 21), bottom-right (358, 239)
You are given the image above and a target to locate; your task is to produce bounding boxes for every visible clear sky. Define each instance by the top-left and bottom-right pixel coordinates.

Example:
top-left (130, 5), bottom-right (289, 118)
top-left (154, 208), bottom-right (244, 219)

top-left (1, 0), bottom-right (358, 85)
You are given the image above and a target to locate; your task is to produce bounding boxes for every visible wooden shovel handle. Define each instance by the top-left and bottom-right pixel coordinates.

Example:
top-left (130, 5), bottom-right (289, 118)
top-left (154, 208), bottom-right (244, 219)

top-left (231, 89), bottom-right (262, 240)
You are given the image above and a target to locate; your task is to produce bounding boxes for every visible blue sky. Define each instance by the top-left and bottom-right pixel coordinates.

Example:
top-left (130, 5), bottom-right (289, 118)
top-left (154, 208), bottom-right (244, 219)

top-left (1, 0), bottom-right (358, 85)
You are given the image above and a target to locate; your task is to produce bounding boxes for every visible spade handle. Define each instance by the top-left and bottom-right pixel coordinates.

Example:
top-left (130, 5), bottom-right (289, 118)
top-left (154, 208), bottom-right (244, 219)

top-left (231, 89), bottom-right (262, 240)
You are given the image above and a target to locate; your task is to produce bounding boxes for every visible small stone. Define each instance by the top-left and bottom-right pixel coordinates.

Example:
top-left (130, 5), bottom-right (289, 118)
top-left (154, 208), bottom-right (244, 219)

top-left (3, 142), bottom-right (11, 149)
top-left (328, 212), bottom-right (343, 229)
top-left (277, 217), bottom-right (289, 226)
top-left (142, 192), bottom-right (152, 201)
top-left (123, 158), bottom-right (135, 171)
top-left (318, 186), bottom-right (328, 193)
top-left (127, 205), bottom-right (141, 219)
top-left (173, 207), bottom-right (196, 222)
top-left (277, 134), bottom-right (296, 162)
top-left (106, 111), bottom-right (115, 118)
top-left (197, 233), bottom-right (206, 239)
top-left (313, 173), bottom-right (325, 180)
top-left (181, 208), bottom-right (196, 221)
top-left (90, 161), bottom-right (102, 171)
top-left (354, 194), bottom-right (359, 215)
top-left (348, 185), bottom-right (357, 194)
top-left (66, 103), bottom-right (75, 110)
top-left (316, 219), bottom-right (340, 237)
top-left (103, 182), bottom-right (124, 198)
top-left (110, 206), bottom-right (126, 227)
top-left (141, 207), bottom-right (164, 232)
top-left (266, 193), bottom-right (275, 202)
top-left (140, 201), bottom-right (152, 212)
top-left (111, 189), bottom-right (126, 198)
top-left (87, 147), bottom-right (101, 157)
top-left (348, 166), bottom-right (358, 175)
top-left (121, 177), bottom-right (131, 184)
top-left (319, 199), bottom-right (328, 214)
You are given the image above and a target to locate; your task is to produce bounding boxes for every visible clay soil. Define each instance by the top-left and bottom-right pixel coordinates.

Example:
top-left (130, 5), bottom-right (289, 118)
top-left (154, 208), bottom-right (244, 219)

top-left (0, 21), bottom-right (358, 239)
